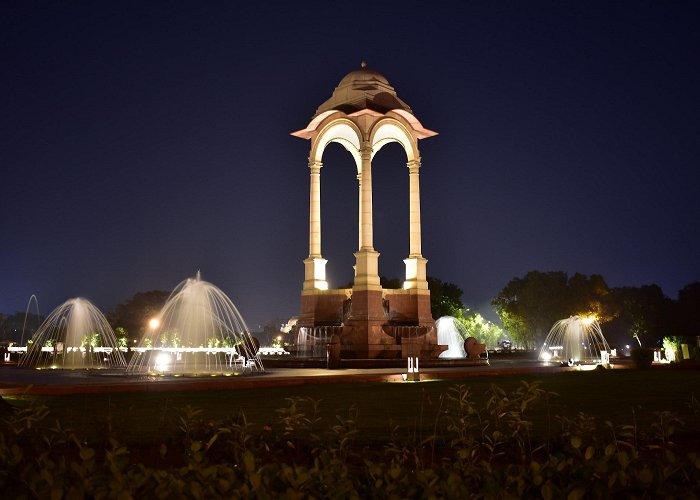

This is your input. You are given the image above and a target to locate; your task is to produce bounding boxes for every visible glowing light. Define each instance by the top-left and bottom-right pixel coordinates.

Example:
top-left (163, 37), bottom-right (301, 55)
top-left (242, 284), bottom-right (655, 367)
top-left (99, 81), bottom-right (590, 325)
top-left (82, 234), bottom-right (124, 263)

top-left (154, 353), bottom-right (171, 372)
top-left (541, 352), bottom-right (552, 362)
top-left (403, 258), bottom-right (418, 288)
top-left (148, 318), bottom-right (160, 330)
top-left (581, 315), bottom-right (596, 325)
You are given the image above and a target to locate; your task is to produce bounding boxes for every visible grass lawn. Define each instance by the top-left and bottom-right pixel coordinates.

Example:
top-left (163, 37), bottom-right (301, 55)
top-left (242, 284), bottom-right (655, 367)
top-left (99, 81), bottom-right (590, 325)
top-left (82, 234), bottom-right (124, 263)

top-left (4, 367), bottom-right (700, 448)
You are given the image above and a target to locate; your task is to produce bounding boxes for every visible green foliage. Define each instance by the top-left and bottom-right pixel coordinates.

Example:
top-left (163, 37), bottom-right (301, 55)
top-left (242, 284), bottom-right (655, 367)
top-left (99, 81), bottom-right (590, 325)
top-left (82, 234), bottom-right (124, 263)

top-left (81, 332), bottom-right (101, 348)
top-left (662, 336), bottom-right (684, 362)
top-left (492, 271), bottom-right (612, 349)
top-left (2, 382), bottom-right (699, 497)
top-left (114, 327), bottom-right (128, 348)
top-left (158, 330), bottom-right (181, 348)
top-left (631, 347), bottom-right (654, 369)
top-left (427, 277), bottom-right (464, 319)
top-left (455, 311), bottom-right (506, 349)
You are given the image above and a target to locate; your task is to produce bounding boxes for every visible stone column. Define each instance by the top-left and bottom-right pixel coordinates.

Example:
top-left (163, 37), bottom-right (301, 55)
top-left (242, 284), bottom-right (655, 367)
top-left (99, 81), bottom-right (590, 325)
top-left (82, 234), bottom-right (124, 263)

top-left (408, 158), bottom-right (422, 256)
top-left (354, 142), bottom-right (380, 289)
top-left (303, 159), bottom-right (327, 290)
top-left (404, 157), bottom-right (428, 290)
top-left (360, 143), bottom-right (374, 250)
top-left (357, 172), bottom-right (362, 252)
top-left (309, 160), bottom-right (322, 257)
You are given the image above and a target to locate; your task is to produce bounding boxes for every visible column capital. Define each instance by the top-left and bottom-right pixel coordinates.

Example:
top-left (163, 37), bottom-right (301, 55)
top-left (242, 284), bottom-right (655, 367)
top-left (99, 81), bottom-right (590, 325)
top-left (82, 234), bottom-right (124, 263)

top-left (360, 142), bottom-right (373, 159)
top-left (308, 159), bottom-right (323, 173)
top-left (407, 158), bottom-right (422, 172)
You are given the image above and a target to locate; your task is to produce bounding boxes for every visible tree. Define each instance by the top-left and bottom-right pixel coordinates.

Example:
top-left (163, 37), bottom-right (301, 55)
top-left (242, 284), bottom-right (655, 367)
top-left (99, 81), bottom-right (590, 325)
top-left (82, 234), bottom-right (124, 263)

top-left (380, 276), bottom-right (402, 289)
top-left (0, 312), bottom-right (44, 344)
top-left (605, 285), bottom-right (674, 347)
top-left (566, 273), bottom-right (615, 322)
top-left (455, 311), bottom-right (507, 349)
top-left (427, 277), bottom-right (464, 319)
top-left (492, 271), bottom-right (612, 349)
top-left (677, 282), bottom-right (700, 337)
top-left (492, 271), bottom-right (567, 349)
top-left (109, 291), bottom-right (171, 343)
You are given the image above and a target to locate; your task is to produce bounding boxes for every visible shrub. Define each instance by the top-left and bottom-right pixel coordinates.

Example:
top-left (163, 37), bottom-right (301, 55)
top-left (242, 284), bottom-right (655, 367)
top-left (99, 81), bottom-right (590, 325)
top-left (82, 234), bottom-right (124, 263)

top-left (691, 345), bottom-right (700, 361)
top-left (630, 347), bottom-right (654, 369)
top-left (2, 382), bottom-right (700, 497)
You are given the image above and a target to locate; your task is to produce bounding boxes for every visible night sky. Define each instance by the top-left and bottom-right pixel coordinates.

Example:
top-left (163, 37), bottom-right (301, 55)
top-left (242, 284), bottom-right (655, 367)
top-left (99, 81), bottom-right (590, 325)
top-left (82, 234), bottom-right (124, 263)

top-left (2, 1), bottom-right (699, 328)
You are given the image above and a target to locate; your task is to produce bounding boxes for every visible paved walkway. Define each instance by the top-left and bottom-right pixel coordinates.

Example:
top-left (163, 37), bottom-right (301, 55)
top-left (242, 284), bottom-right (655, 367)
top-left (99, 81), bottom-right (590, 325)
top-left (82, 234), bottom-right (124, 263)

top-left (0, 359), bottom-right (589, 396)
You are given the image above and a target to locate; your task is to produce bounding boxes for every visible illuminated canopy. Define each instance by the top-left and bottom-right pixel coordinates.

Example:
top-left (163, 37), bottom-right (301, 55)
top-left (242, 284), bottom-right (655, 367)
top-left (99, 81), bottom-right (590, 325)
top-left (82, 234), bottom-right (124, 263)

top-left (292, 63), bottom-right (437, 292)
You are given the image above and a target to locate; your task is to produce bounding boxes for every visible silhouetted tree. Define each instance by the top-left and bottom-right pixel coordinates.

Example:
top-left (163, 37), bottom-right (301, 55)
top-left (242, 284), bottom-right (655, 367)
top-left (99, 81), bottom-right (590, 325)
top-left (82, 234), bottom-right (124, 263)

top-left (380, 276), bottom-right (402, 289)
top-left (427, 277), bottom-right (465, 319)
top-left (109, 291), bottom-right (170, 342)
top-left (0, 312), bottom-right (44, 343)
top-left (677, 282), bottom-right (700, 337)
top-left (566, 273), bottom-right (615, 322)
top-left (605, 285), bottom-right (673, 347)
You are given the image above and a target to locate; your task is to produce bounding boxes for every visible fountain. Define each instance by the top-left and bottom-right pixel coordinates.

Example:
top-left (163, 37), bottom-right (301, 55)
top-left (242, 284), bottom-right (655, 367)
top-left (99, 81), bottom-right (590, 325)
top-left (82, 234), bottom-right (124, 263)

top-left (18, 298), bottom-right (126, 369)
top-left (294, 326), bottom-right (344, 358)
top-left (20, 294), bottom-right (41, 347)
top-left (127, 273), bottom-right (264, 376)
top-left (436, 316), bottom-right (467, 358)
top-left (539, 315), bottom-right (610, 365)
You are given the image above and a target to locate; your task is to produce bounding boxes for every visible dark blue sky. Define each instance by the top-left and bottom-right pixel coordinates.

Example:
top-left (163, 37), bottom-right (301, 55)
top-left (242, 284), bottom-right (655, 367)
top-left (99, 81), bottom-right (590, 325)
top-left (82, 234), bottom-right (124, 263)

top-left (2, 1), bottom-right (698, 328)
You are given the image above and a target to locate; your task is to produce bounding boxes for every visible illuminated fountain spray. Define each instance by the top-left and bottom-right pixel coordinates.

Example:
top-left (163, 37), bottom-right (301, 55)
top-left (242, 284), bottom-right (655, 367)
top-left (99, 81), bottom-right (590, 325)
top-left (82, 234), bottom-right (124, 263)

top-left (18, 298), bottom-right (126, 369)
top-left (127, 272), bottom-right (264, 376)
top-left (436, 316), bottom-right (467, 358)
top-left (539, 315), bottom-right (610, 365)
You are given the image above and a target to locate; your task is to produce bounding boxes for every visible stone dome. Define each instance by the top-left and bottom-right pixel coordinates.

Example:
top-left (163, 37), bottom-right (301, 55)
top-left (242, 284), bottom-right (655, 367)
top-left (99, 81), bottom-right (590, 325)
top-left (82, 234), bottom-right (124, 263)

top-left (337, 62), bottom-right (390, 86)
top-left (313, 62), bottom-right (413, 118)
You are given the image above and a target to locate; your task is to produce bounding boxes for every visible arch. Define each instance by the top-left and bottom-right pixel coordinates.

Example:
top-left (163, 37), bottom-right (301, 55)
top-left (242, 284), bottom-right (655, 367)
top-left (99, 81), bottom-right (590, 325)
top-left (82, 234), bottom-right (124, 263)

top-left (370, 140), bottom-right (410, 280)
top-left (369, 118), bottom-right (418, 162)
top-left (311, 119), bottom-right (362, 171)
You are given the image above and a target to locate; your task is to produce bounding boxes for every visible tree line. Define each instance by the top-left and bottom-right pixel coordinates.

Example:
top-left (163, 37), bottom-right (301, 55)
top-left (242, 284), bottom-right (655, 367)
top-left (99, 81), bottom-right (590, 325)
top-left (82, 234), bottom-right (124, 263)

top-left (490, 271), bottom-right (700, 350)
top-left (2, 272), bottom-right (698, 351)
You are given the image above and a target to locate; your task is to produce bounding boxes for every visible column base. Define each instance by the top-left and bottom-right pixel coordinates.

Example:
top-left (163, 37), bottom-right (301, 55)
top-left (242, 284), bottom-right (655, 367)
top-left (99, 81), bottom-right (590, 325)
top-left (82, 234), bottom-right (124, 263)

top-left (403, 256), bottom-right (428, 290)
top-left (303, 257), bottom-right (328, 290)
top-left (353, 249), bottom-right (381, 290)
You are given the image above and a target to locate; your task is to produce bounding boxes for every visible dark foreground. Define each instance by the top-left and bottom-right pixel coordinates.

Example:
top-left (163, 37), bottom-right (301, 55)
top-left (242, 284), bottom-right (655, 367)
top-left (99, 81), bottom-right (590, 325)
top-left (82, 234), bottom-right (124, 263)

top-left (1, 363), bottom-right (699, 497)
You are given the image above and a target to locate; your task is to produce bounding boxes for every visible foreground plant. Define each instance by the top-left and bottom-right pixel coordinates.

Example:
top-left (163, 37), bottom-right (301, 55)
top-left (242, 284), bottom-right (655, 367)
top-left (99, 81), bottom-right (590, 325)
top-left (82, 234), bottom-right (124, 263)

top-left (1, 382), bottom-right (699, 498)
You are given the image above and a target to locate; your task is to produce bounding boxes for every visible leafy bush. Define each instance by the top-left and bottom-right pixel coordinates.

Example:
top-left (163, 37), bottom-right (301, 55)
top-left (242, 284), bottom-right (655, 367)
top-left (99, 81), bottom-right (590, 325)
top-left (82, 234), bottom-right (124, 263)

top-left (631, 347), bottom-right (654, 369)
top-left (1, 382), bottom-right (699, 497)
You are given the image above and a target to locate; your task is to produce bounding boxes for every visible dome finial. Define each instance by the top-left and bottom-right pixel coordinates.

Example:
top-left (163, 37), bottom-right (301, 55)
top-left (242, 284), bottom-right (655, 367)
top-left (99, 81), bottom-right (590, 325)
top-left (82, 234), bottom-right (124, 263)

top-left (360, 60), bottom-right (367, 69)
